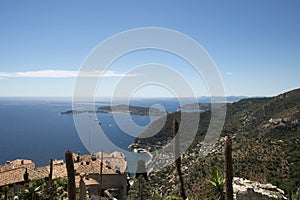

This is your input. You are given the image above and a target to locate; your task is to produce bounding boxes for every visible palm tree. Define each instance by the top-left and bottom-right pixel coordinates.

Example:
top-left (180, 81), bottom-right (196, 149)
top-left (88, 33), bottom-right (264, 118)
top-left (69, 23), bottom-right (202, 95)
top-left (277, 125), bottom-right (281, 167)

top-left (65, 150), bottom-right (76, 200)
top-left (173, 118), bottom-right (187, 200)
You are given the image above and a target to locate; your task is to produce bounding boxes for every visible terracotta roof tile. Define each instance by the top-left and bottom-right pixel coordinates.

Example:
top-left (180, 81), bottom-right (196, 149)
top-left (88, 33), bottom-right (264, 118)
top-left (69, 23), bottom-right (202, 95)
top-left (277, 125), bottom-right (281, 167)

top-left (29, 166), bottom-right (49, 180)
top-left (75, 160), bottom-right (116, 175)
top-left (0, 159), bottom-right (34, 172)
top-left (53, 164), bottom-right (67, 179)
top-left (0, 151), bottom-right (127, 186)
top-left (0, 167), bottom-right (26, 186)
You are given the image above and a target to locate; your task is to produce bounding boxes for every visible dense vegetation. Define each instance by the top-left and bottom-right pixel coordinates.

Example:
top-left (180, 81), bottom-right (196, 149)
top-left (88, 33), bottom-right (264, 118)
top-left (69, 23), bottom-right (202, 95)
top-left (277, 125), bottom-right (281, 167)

top-left (136, 88), bottom-right (300, 198)
top-left (0, 178), bottom-right (68, 200)
top-left (97, 104), bottom-right (165, 115)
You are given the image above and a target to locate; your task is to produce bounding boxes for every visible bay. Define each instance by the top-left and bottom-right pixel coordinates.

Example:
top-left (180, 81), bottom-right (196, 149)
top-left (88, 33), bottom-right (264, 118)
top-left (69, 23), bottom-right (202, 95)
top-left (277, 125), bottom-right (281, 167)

top-left (0, 97), bottom-right (180, 167)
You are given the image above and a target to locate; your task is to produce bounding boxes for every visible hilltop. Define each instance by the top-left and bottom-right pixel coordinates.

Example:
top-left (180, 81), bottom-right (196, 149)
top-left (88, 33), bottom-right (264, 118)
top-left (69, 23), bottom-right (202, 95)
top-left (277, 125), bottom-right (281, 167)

top-left (97, 104), bottom-right (165, 115)
top-left (135, 88), bottom-right (300, 198)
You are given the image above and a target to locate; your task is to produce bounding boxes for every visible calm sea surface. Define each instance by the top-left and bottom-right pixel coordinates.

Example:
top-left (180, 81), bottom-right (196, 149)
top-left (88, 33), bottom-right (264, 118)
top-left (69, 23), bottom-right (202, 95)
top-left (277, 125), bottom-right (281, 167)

top-left (0, 98), bottom-right (180, 167)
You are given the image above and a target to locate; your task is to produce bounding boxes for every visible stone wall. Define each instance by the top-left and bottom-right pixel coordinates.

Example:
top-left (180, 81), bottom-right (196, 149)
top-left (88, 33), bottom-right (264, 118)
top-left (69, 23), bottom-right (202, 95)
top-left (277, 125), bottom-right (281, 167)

top-left (233, 177), bottom-right (287, 200)
top-left (86, 173), bottom-right (128, 200)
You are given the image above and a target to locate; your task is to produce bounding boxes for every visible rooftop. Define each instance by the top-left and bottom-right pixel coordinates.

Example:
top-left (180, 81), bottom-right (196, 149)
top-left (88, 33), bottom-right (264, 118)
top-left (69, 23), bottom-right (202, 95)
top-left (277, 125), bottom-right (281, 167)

top-left (0, 159), bottom-right (34, 172)
top-left (0, 151), bottom-right (127, 186)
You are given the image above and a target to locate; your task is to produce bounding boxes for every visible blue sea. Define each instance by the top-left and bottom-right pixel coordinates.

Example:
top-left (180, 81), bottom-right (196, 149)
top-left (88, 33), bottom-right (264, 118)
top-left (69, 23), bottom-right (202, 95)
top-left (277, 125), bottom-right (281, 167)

top-left (0, 97), bottom-right (181, 167)
top-left (0, 96), bottom-right (242, 170)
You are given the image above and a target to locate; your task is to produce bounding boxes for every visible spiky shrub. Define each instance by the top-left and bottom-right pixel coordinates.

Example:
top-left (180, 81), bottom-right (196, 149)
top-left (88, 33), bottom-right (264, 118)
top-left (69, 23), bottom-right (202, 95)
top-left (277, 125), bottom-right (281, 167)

top-left (224, 134), bottom-right (233, 200)
top-left (65, 150), bottom-right (76, 200)
top-left (208, 169), bottom-right (225, 200)
top-left (173, 118), bottom-right (187, 200)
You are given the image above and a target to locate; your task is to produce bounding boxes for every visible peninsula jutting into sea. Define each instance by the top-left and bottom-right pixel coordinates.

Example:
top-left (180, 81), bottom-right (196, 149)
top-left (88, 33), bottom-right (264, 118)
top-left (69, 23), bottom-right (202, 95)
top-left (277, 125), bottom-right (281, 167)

top-left (60, 104), bottom-right (166, 116)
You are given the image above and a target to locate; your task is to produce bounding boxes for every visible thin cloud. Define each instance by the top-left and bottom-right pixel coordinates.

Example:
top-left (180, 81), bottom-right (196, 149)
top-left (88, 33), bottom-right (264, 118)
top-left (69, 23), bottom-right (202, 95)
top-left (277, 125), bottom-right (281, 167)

top-left (0, 70), bottom-right (136, 79)
top-left (226, 72), bottom-right (233, 75)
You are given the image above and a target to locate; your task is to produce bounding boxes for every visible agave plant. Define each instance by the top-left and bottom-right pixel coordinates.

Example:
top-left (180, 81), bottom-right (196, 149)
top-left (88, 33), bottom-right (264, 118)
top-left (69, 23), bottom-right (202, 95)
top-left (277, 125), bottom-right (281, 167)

top-left (18, 181), bottom-right (41, 200)
top-left (289, 191), bottom-right (300, 200)
top-left (208, 169), bottom-right (225, 200)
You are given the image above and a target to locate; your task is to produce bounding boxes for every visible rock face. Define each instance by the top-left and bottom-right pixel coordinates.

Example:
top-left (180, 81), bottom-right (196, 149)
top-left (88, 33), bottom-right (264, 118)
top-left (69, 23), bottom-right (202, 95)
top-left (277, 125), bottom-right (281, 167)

top-left (233, 177), bottom-right (287, 200)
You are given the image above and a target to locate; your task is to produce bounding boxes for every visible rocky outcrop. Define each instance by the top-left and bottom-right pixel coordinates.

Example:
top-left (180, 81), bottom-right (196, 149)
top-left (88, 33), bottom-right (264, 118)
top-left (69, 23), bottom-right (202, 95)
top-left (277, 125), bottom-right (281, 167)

top-left (233, 177), bottom-right (287, 200)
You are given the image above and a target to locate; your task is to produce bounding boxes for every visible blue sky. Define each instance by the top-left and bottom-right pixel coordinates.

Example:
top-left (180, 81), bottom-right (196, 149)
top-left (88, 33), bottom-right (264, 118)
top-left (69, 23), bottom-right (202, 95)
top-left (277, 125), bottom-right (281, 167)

top-left (0, 0), bottom-right (299, 97)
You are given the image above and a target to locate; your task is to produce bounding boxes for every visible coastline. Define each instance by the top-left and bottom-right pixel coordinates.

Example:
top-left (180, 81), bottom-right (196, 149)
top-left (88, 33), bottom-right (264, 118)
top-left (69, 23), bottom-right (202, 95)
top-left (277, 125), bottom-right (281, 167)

top-left (128, 143), bottom-right (153, 165)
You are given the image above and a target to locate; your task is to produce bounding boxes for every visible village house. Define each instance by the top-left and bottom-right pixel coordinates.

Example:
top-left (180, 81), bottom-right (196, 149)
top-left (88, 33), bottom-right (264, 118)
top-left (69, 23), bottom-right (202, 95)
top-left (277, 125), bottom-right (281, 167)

top-left (0, 151), bottom-right (128, 199)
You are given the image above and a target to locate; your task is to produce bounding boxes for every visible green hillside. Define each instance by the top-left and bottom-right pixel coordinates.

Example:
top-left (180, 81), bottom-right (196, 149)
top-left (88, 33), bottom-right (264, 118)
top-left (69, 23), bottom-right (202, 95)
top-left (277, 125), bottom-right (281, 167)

top-left (135, 88), bottom-right (300, 198)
